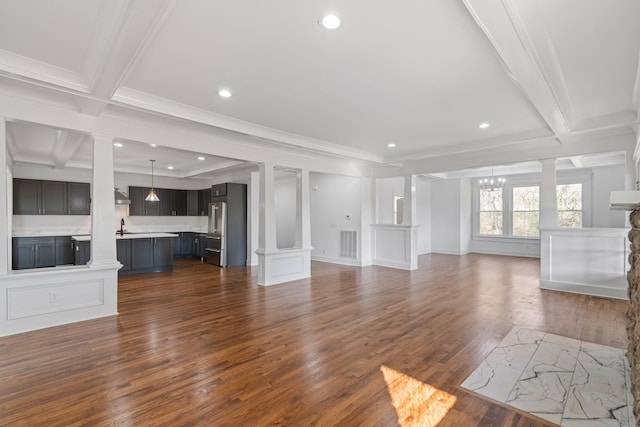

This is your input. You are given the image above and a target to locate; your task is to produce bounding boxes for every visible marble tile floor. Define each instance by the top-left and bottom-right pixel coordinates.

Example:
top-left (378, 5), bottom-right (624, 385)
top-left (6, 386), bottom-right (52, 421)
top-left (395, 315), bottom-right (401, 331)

top-left (461, 327), bottom-right (636, 426)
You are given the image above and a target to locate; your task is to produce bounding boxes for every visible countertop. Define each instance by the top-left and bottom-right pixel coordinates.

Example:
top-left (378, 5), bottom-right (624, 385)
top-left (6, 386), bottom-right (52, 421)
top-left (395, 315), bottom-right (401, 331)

top-left (71, 233), bottom-right (179, 241)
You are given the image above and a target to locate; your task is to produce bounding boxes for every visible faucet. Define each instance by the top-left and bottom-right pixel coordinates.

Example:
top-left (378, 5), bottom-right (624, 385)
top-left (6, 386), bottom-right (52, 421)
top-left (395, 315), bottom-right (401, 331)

top-left (120, 218), bottom-right (125, 235)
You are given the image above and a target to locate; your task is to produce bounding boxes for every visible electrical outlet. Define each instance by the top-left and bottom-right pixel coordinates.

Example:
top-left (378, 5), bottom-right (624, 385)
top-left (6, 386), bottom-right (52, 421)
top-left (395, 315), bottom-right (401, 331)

top-left (49, 291), bottom-right (59, 303)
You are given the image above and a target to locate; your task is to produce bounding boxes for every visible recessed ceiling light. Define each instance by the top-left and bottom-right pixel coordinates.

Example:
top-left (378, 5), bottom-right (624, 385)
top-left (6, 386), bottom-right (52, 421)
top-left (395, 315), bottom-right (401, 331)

top-left (218, 89), bottom-right (231, 98)
top-left (113, 142), bottom-right (123, 147)
top-left (197, 156), bottom-right (205, 161)
top-left (150, 143), bottom-right (157, 148)
top-left (167, 166), bottom-right (174, 170)
top-left (387, 143), bottom-right (396, 148)
top-left (320, 14), bottom-right (341, 30)
top-left (478, 122), bottom-right (490, 129)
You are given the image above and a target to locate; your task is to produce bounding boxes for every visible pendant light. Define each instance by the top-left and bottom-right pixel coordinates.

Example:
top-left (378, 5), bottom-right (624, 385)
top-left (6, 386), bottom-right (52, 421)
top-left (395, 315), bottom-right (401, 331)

top-left (145, 159), bottom-right (160, 202)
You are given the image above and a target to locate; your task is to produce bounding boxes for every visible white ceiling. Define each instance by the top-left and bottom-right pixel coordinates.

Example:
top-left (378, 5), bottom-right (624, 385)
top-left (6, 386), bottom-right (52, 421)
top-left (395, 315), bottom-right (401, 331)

top-left (0, 0), bottom-right (638, 178)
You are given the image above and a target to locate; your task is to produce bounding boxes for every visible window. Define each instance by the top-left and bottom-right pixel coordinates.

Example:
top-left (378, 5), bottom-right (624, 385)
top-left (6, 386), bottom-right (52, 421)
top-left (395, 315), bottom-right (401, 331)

top-left (557, 183), bottom-right (582, 228)
top-left (479, 188), bottom-right (503, 235)
top-left (393, 196), bottom-right (404, 225)
top-left (512, 186), bottom-right (540, 237)
top-left (474, 172), bottom-right (589, 239)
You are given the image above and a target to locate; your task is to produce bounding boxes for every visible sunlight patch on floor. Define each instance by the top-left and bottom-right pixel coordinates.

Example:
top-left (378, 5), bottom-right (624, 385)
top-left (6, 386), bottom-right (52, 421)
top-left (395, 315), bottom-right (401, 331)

top-left (381, 365), bottom-right (457, 427)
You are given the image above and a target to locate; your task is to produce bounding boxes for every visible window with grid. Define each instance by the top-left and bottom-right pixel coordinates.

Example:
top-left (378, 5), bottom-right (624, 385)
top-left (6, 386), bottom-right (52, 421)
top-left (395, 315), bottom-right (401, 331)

top-left (512, 186), bottom-right (539, 237)
top-left (478, 188), bottom-right (503, 235)
top-left (557, 183), bottom-right (582, 228)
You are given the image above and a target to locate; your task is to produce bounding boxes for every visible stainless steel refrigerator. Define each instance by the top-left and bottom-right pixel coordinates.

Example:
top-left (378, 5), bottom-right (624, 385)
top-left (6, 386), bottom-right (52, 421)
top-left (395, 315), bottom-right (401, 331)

top-left (206, 201), bottom-right (226, 266)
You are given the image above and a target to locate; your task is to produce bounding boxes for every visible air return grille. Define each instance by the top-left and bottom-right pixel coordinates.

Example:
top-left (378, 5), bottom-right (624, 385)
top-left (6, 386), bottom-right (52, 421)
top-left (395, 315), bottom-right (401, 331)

top-left (340, 230), bottom-right (357, 259)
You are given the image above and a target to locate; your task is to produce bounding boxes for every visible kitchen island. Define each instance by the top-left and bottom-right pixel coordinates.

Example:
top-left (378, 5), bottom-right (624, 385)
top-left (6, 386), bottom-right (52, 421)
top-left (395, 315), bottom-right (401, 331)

top-left (72, 233), bottom-right (178, 276)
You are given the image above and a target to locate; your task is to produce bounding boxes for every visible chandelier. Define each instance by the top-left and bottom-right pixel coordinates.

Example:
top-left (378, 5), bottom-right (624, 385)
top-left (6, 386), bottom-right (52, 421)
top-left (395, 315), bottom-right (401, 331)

top-left (479, 168), bottom-right (505, 191)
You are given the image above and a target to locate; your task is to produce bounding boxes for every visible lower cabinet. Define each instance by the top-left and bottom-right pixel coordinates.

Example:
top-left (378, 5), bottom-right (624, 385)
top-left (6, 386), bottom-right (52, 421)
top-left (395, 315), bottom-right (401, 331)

top-left (73, 240), bottom-right (90, 265)
top-left (116, 239), bottom-right (131, 272)
top-left (56, 236), bottom-right (75, 265)
top-left (12, 237), bottom-right (56, 270)
top-left (195, 234), bottom-right (207, 259)
top-left (117, 237), bottom-right (173, 276)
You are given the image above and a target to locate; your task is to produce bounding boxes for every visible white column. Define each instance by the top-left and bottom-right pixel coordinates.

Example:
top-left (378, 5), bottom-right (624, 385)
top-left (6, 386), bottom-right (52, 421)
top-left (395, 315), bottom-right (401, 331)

top-left (257, 163), bottom-right (311, 285)
top-left (402, 174), bottom-right (417, 225)
top-left (257, 162), bottom-right (277, 254)
top-left (360, 176), bottom-right (373, 266)
top-left (257, 162), bottom-right (276, 285)
top-left (294, 168), bottom-right (311, 249)
top-left (0, 117), bottom-right (7, 274)
top-left (248, 170), bottom-right (259, 266)
top-left (539, 158), bottom-right (558, 228)
top-left (90, 134), bottom-right (119, 268)
top-left (625, 149), bottom-right (637, 191)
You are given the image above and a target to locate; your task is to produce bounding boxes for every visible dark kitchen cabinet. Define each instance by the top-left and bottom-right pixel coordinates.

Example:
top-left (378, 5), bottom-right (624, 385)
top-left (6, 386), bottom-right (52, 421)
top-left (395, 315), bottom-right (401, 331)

top-left (187, 190), bottom-right (199, 216)
top-left (211, 183), bottom-right (227, 197)
top-left (13, 179), bottom-right (41, 215)
top-left (55, 236), bottom-right (74, 265)
top-left (116, 239), bottom-right (131, 272)
top-left (198, 188), bottom-right (211, 216)
top-left (67, 182), bottom-right (91, 215)
top-left (194, 234), bottom-right (207, 259)
top-left (175, 190), bottom-right (187, 216)
top-left (42, 181), bottom-right (67, 215)
top-left (12, 237), bottom-right (56, 270)
top-left (181, 232), bottom-right (194, 256)
top-left (160, 188), bottom-right (176, 216)
top-left (73, 240), bottom-right (90, 265)
top-left (128, 186), bottom-right (146, 216)
top-left (13, 179), bottom-right (90, 215)
top-left (117, 237), bottom-right (173, 276)
top-left (154, 238), bottom-right (173, 269)
top-left (160, 189), bottom-right (187, 216)
top-left (131, 238), bottom-right (154, 270)
top-left (171, 234), bottom-right (181, 257)
top-left (129, 186), bottom-right (207, 217)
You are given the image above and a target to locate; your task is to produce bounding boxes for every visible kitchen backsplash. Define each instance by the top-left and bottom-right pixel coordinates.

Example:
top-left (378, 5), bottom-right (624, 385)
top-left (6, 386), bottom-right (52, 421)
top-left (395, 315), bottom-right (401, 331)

top-left (12, 208), bottom-right (208, 237)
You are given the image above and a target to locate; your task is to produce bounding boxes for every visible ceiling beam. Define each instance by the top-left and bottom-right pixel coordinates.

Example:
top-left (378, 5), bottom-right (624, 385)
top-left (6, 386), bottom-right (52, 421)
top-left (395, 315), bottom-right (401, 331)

top-left (461, 0), bottom-right (574, 143)
top-left (51, 131), bottom-right (84, 170)
top-left (569, 156), bottom-right (583, 169)
top-left (79, 0), bottom-right (176, 116)
top-left (182, 160), bottom-right (248, 179)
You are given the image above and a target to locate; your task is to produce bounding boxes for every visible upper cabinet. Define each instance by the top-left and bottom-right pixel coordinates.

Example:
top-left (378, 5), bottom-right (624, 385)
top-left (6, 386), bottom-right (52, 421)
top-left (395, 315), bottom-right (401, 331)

top-left (13, 179), bottom-right (90, 215)
top-left (129, 186), bottom-right (210, 216)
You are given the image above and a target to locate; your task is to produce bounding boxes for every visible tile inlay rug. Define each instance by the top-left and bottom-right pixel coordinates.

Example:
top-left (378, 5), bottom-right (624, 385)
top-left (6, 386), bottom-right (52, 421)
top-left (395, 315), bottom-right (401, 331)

top-left (460, 327), bottom-right (636, 426)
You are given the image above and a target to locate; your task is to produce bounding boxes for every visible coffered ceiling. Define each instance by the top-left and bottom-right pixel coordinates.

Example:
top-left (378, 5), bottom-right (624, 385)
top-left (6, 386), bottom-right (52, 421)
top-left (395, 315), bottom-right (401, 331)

top-left (0, 0), bottom-right (638, 177)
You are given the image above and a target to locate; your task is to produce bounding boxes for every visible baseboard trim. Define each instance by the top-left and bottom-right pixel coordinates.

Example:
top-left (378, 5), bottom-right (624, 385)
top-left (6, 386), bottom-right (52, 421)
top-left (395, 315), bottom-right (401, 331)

top-left (540, 280), bottom-right (628, 300)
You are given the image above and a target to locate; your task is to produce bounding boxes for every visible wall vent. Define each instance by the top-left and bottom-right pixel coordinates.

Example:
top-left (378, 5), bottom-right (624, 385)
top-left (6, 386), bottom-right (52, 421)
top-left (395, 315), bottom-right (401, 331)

top-left (340, 230), bottom-right (358, 259)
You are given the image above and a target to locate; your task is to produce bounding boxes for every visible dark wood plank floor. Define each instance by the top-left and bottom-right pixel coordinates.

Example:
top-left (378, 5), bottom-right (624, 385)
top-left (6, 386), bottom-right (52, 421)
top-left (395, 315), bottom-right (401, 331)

top-left (0, 254), bottom-right (629, 426)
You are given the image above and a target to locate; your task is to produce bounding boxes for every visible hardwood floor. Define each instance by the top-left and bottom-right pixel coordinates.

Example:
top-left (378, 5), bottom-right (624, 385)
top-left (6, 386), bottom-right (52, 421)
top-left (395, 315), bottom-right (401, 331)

top-left (0, 254), bottom-right (629, 426)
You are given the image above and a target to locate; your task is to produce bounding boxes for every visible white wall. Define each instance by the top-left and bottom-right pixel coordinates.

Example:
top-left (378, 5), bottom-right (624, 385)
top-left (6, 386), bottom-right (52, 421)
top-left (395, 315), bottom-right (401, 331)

top-left (416, 177), bottom-right (431, 254)
top-left (310, 173), bottom-right (362, 264)
top-left (430, 179), bottom-right (467, 254)
top-left (274, 172), bottom-right (297, 249)
top-left (592, 165), bottom-right (626, 228)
